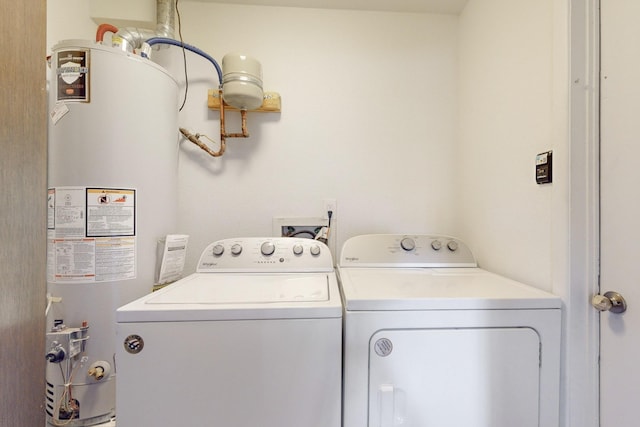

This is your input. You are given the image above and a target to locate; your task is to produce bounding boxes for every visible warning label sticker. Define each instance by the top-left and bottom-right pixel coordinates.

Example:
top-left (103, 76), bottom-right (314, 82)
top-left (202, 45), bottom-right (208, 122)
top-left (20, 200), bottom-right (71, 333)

top-left (87, 188), bottom-right (136, 237)
top-left (47, 187), bottom-right (137, 283)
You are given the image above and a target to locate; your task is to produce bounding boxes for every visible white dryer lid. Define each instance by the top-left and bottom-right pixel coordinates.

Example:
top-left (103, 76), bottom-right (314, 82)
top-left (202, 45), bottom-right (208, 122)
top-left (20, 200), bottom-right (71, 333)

top-left (338, 267), bottom-right (561, 311)
top-left (117, 272), bottom-right (343, 322)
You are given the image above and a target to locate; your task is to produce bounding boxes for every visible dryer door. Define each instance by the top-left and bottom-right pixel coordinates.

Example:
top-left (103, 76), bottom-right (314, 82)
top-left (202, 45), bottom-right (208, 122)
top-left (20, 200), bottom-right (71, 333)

top-left (369, 328), bottom-right (540, 427)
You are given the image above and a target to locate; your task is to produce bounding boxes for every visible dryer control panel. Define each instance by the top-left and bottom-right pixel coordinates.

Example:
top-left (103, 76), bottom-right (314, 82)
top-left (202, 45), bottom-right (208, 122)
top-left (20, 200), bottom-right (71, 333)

top-left (339, 234), bottom-right (477, 268)
top-left (197, 237), bottom-right (333, 273)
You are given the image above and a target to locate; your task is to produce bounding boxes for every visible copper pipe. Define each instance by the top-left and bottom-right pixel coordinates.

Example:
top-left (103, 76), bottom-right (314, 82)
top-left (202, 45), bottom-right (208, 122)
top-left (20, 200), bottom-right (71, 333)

top-left (220, 88), bottom-right (250, 140)
top-left (224, 110), bottom-right (249, 138)
top-left (219, 88), bottom-right (227, 146)
top-left (179, 128), bottom-right (225, 157)
top-left (181, 89), bottom-right (250, 158)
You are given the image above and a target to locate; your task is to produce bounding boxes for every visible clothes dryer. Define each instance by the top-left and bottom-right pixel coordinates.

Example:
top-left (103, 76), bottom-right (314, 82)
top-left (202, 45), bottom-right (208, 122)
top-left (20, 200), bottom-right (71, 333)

top-left (116, 237), bottom-right (342, 427)
top-left (338, 234), bottom-right (561, 427)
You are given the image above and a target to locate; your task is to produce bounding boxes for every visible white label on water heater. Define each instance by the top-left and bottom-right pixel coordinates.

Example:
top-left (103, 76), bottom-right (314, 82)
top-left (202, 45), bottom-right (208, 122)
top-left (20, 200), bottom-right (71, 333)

top-left (47, 186), bottom-right (137, 284)
top-left (50, 102), bottom-right (70, 125)
top-left (86, 188), bottom-right (135, 237)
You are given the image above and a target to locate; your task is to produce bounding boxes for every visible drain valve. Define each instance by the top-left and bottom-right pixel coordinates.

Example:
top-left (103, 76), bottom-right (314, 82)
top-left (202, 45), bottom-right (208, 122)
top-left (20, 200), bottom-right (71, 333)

top-left (88, 361), bottom-right (111, 381)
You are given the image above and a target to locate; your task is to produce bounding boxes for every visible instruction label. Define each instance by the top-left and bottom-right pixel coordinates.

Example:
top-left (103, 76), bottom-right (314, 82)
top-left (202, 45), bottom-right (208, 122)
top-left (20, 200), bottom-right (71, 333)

top-left (47, 187), bottom-right (137, 283)
top-left (87, 188), bottom-right (136, 237)
top-left (156, 234), bottom-right (189, 285)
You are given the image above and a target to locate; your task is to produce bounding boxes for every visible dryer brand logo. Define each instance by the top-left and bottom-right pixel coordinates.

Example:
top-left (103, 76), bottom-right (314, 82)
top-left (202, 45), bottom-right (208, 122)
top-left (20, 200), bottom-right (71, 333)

top-left (374, 338), bottom-right (393, 357)
top-left (344, 257), bottom-right (360, 262)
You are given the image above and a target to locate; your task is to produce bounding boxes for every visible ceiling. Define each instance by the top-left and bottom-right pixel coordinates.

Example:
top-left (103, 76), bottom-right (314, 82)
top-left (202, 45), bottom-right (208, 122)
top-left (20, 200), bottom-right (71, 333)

top-left (190, 0), bottom-right (469, 15)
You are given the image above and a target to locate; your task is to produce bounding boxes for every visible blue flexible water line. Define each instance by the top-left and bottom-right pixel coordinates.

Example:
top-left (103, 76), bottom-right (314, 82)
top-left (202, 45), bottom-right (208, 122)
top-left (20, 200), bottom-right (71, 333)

top-left (145, 37), bottom-right (222, 85)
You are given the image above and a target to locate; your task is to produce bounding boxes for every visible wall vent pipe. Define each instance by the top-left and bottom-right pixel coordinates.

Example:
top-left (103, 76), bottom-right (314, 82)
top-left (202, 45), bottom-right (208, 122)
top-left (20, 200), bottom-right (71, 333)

top-left (114, 0), bottom-right (176, 52)
top-left (155, 0), bottom-right (175, 39)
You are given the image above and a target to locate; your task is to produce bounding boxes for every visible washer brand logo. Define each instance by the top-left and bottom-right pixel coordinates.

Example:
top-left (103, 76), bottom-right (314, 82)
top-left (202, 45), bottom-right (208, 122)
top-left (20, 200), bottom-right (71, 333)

top-left (345, 257), bottom-right (359, 262)
top-left (202, 262), bottom-right (217, 267)
top-left (374, 338), bottom-right (393, 357)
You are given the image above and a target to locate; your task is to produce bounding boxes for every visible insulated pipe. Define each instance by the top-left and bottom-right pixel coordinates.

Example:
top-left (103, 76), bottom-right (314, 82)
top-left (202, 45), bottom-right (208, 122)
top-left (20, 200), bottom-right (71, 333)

top-left (145, 37), bottom-right (222, 84)
top-left (114, 0), bottom-right (176, 51)
top-left (155, 0), bottom-right (176, 39)
top-left (115, 27), bottom-right (157, 52)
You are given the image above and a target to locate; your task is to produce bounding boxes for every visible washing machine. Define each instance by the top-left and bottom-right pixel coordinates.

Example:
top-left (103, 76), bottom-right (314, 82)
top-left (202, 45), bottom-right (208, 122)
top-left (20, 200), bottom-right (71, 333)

top-left (338, 234), bottom-right (561, 427)
top-left (115, 237), bottom-right (342, 427)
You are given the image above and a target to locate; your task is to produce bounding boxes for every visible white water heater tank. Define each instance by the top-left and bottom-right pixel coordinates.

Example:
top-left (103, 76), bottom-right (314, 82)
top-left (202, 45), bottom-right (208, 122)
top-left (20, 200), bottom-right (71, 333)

top-left (46, 39), bottom-right (179, 426)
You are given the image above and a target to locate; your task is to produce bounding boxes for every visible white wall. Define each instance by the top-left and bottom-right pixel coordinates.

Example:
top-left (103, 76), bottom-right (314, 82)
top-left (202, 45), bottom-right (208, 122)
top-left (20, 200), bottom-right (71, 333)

top-left (457, 4), bottom-right (581, 426)
top-left (46, 0), bottom-right (95, 51)
top-left (457, 0), bottom-right (561, 291)
top-left (47, 1), bottom-right (565, 283)
top-left (175, 3), bottom-right (459, 271)
top-left (48, 1), bottom-right (460, 272)
top-left (46, 0), bottom-right (567, 299)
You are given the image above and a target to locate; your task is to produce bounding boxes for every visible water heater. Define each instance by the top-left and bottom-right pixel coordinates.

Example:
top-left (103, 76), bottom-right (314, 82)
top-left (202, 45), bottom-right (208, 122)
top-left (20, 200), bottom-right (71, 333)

top-left (46, 39), bottom-right (179, 426)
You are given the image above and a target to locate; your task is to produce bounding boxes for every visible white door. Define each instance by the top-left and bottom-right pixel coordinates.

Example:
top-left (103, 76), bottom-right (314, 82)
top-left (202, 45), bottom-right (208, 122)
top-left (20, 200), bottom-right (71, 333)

top-left (599, 0), bottom-right (640, 425)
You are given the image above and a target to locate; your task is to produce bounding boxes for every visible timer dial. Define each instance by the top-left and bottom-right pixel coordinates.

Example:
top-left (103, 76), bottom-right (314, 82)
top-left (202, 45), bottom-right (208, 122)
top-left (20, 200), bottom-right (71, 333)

top-left (400, 237), bottom-right (416, 251)
top-left (261, 241), bottom-right (276, 256)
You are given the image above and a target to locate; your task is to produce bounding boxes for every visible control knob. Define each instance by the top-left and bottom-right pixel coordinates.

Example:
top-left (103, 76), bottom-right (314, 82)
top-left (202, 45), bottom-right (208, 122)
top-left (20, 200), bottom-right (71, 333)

top-left (400, 237), bottom-right (416, 251)
top-left (292, 244), bottom-right (303, 255)
top-left (310, 244), bottom-right (321, 256)
top-left (431, 240), bottom-right (442, 251)
top-left (447, 240), bottom-right (459, 251)
top-left (45, 342), bottom-right (66, 363)
top-left (212, 244), bottom-right (224, 256)
top-left (261, 241), bottom-right (276, 256)
top-left (231, 244), bottom-right (243, 256)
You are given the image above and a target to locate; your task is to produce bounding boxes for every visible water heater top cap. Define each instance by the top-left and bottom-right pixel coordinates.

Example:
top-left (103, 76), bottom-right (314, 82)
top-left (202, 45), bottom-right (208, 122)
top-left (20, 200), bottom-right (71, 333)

top-left (222, 53), bottom-right (264, 110)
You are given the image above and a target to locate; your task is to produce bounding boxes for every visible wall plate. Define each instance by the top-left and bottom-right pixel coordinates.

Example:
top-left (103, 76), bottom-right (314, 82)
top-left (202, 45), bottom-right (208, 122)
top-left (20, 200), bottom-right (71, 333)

top-left (536, 151), bottom-right (552, 184)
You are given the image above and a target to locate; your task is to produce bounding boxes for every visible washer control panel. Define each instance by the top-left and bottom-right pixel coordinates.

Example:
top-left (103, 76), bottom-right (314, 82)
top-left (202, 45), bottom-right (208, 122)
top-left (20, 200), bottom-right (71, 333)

top-left (197, 237), bottom-right (333, 272)
top-left (339, 234), bottom-right (477, 268)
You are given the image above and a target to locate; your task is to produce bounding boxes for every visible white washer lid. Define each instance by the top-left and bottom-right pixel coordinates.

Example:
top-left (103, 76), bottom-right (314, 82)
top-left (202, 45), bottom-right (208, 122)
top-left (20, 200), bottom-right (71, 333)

top-left (338, 267), bottom-right (561, 311)
top-left (117, 272), bottom-right (343, 322)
